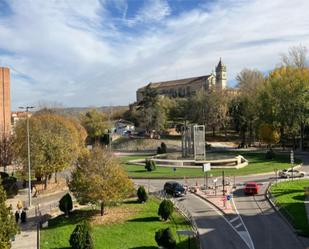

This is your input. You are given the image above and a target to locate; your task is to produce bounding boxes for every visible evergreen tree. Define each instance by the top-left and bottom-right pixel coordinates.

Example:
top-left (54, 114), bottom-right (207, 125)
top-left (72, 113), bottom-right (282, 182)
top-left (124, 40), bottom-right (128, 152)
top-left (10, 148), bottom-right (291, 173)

top-left (0, 182), bottom-right (18, 249)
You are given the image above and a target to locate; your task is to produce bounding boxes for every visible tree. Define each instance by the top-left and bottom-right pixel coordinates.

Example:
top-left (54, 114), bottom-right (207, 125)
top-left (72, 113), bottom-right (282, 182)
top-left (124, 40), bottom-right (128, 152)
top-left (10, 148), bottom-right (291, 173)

top-left (13, 113), bottom-right (86, 189)
top-left (280, 45), bottom-right (309, 149)
top-left (230, 69), bottom-right (265, 146)
top-left (145, 159), bottom-right (156, 172)
top-left (158, 199), bottom-right (174, 221)
top-left (258, 66), bottom-right (309, 149)
top-left (137, 186), bottom-right (148, 203)
top-left (155, 227), bottom-right (176, 249)
top-left (0, 181), bottom-right (18, 249)
top-left (69, 146), bottom-right (134, 216)
top-left (59, 193), bottom-right (73, 217)
top-left (69, 221), bottom-right (93, 249)
top-left (136, 85), bottom-right (169, 132)
top-left (81, 109), bottom-right (110, 144)
top-left (0, 136), bottom-right (13, 173)
top-left (281, 45), bottom-right (307, 69)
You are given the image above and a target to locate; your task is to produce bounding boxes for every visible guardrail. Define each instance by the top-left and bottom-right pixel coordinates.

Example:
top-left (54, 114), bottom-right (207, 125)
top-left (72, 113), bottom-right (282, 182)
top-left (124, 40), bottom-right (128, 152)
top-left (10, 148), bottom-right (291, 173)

top-left (153, 190), bottom-right (201, 248)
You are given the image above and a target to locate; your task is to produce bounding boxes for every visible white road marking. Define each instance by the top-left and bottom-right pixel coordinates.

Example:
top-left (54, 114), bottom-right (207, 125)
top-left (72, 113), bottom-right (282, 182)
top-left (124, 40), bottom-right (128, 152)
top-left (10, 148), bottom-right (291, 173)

top-left (230, 216), bottom-right (240, 223)
top-left (235, 223), bottom-right (243, 228)
top-left (231, 197), bottom-right (255, 249)
top-left (195, 195), bottom-right (252, 249)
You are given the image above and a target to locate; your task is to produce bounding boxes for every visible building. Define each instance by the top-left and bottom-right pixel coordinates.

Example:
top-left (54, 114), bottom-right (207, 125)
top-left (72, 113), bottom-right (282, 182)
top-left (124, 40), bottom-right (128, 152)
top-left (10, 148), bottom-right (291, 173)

top-left (0, 67), bottom-right (11, 136)
top-left (114, 119), bottom-right (135, 136)
top-left (136, 58), bottom-right (227, 102)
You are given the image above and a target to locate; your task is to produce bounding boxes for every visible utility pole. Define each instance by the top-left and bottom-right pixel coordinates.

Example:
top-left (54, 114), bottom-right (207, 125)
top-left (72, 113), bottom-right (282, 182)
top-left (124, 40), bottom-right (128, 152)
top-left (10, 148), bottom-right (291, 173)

top-left (19, 106), bottom-right (35, 208)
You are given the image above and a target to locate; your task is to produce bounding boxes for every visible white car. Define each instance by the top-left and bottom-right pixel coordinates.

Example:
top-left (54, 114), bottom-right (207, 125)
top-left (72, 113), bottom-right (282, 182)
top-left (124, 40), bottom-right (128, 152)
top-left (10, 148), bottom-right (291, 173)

top-left (279, 169), bottom-right (306, 178)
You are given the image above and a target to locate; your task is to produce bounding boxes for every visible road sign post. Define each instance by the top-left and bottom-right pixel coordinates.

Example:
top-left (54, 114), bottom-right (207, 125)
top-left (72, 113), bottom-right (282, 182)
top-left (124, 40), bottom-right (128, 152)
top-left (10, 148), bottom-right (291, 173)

top-left (290, 150), bottom-right (294, 181)
top-left (203, 163), bottom-right (211, 193)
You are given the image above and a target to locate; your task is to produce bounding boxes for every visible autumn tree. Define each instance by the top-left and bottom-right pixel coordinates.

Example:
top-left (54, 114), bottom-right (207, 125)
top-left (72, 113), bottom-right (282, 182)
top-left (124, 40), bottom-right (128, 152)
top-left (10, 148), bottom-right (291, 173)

top-left (259, 66), bottom-right (309, 148)
top-left (0, 136), bottom-right (13, 173)
top-left (81, 109), bottom-right (110, 144)
top-left (230, 69), bottom-right (264, 146)
top-left (13, 113), bottom-right (86, 188)
top-left (69, 146), bottom-right (134, 216)
top-left (0, 181), bottom-right (18, 249)
top-left (259, 124), bottom-right (280, 147)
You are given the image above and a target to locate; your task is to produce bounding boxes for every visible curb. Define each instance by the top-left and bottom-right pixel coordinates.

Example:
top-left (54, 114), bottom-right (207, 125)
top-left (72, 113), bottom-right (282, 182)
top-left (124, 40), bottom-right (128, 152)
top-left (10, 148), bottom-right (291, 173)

top-left (193, 192), bottom-right (227, 216)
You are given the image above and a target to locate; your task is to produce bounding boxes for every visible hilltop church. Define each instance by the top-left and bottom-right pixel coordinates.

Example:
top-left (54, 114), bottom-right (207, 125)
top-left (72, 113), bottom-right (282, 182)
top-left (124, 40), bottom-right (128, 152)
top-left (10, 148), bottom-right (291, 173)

top-left (136, 58), bottom-right (229, 102)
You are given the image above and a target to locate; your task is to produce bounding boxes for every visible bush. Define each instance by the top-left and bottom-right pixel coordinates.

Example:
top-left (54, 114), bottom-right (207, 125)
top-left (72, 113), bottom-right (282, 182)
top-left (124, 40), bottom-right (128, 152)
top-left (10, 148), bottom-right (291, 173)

top-left (157, 146), bottom-right (162, 154)
top-left (158, 199), bottom-right (174, 221)
top-left (265, 148), bottom-right (275, 159)
top-left (160, 142), bottom-right (167, 154)
top-left (69, 221), bottom-right (93, 249)
top-left (59, 193), bottom-right (73, 216)
top-left (2, 177), bottom-right (18, 198)
top-left (137, 186), bottom-right (148, 203)
top-left (157, 142), bottom-right (167, 154)
top-left (145, 159), bottom-right (156, 172)
top-left (155, 227), bottom-right (176, 249)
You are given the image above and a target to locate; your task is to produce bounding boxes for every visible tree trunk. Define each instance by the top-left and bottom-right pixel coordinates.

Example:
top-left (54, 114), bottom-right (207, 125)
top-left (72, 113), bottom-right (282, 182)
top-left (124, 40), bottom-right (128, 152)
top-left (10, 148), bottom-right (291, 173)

top-left (54, 171), bottom-right (58, 183)
top-left (100, 201), bottom-right (104, 216)
top-left (44, 175), bottom-right (48, 190)
top-left (300, 122), bottom-right (304, 151)
top-left (212, 127), bottom-right (215, 137)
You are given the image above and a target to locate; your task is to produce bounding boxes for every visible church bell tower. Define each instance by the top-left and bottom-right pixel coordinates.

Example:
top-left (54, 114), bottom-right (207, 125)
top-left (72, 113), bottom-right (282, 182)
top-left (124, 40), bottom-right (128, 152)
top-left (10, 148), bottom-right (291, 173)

top-left (215, 58), bottom-right (227, 89)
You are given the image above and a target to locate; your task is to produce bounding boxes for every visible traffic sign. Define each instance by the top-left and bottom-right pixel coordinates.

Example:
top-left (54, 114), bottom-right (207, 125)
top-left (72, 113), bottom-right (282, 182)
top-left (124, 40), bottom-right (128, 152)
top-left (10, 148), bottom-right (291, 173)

top-left (203, 163), bottom-right (211, 172)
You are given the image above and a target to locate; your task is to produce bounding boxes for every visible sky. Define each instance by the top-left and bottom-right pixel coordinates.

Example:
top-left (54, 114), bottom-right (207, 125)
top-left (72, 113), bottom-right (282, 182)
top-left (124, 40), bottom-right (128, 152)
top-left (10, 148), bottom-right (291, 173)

top-left (0, 0), bottom-right (308, 110)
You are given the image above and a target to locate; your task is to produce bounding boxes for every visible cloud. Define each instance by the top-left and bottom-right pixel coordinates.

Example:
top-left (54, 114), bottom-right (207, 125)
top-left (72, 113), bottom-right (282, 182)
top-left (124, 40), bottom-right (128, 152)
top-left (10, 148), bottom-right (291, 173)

top-left (0, 0), bottom-right (308, 109)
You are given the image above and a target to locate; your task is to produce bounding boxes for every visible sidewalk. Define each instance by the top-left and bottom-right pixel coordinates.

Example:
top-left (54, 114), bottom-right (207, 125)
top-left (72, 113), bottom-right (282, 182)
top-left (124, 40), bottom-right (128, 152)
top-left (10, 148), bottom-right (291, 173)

top-left (7, 188), bottom-right (68, 249)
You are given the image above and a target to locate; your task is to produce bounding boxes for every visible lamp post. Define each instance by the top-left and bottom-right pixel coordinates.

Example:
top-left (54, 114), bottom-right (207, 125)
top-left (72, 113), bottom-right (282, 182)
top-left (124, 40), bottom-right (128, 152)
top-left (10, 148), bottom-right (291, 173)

top-left (19, 106), bottom-right (34, 208)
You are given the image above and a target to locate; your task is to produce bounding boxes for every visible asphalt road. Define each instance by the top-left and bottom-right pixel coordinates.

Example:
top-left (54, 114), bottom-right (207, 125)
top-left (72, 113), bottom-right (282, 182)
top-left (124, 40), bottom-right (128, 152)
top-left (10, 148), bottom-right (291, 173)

top-left (134, 167), bottom-right (309, 249)
top-left (233, 183), bottom-right (305, 249)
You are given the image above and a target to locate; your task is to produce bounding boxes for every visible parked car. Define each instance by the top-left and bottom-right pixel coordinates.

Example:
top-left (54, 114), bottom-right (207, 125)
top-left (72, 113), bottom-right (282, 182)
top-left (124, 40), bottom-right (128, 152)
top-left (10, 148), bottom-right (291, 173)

top-left (164, 181), bottom-right (186, 197)
top-left (244, 182), bottom-right (259, 195)
top-left (278, 169), bottom-right (306, 178)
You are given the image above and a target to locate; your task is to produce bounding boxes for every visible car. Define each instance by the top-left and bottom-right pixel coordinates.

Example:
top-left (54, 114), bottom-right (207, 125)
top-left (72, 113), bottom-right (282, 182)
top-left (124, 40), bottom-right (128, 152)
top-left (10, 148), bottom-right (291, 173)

top-left (163, 181), bottom-right (186, 197)
top-left (244, 182), bottom-right (259, 195)
top-left (278, 169), bottom-right (306, 178)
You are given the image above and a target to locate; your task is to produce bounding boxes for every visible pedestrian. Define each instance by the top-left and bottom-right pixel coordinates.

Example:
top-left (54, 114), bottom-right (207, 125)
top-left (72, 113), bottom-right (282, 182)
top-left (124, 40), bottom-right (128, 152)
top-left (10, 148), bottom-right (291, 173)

top-left (21, 209), bottom-right (27, 223)
top-left (15, 211), bottom-right (19, 224)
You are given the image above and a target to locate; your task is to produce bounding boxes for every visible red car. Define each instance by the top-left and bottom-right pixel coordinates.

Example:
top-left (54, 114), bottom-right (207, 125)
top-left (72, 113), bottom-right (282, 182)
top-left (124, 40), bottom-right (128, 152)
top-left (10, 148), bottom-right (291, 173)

top-left (244, 182), bottom-right (259, 195)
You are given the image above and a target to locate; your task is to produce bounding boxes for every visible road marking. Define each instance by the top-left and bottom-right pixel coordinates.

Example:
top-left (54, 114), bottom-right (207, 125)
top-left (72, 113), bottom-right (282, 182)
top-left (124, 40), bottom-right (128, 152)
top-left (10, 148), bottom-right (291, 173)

top-left (194, 195), bottom-right (252, 249)
top-left (235, 223), bottom-right (243, 228)
top-left (230, 216), bottom-right (240, 223)
top-left (231, 197), bottom-right (255, 249)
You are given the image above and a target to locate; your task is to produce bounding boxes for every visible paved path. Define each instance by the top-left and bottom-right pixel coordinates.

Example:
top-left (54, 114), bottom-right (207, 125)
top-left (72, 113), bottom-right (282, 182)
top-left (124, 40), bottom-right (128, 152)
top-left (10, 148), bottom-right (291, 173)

top-left (8, 189), bottom-right (68, 249)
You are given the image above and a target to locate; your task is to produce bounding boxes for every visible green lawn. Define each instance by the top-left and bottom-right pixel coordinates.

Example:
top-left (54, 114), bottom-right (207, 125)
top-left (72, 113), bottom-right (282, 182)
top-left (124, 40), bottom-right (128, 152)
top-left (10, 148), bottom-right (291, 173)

top-left (270, 180), bottom-right (309, 236)
top-left (41, 198), bottom-right (197, 249)
top-left (120, 152), bottom-right (300, 178)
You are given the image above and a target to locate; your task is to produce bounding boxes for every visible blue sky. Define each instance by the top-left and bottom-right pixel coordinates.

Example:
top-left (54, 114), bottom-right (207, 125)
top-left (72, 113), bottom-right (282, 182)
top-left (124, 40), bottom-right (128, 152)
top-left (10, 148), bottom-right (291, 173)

top-left (0, 0), bottom-right (308, 110)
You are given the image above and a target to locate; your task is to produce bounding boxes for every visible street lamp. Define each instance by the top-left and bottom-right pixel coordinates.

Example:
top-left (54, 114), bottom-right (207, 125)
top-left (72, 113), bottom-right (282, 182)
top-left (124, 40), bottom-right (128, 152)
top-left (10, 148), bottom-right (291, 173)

top-left (19, 106), bottom-right (35, 208)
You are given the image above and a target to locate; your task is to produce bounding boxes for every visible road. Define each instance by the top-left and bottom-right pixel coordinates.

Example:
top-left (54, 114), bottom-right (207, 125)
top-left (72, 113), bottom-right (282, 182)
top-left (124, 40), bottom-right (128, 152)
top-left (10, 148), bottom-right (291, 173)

top-left (135, 167), bottom-right (309, 249)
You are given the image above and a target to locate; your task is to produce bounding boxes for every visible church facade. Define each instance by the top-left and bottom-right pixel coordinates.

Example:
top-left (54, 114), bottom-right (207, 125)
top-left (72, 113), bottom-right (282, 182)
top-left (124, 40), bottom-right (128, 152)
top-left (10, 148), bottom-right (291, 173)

top-left (136, 59), bottom-right (227, 102)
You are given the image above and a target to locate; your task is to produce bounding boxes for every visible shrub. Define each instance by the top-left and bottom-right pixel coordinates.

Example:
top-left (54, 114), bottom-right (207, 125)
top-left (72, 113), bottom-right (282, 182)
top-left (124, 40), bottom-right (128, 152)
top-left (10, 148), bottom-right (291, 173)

top-left (158, 199), bottom-right (174, 221)
top-left (2, 177), bottom-right (18, 198)
top-left (265, 148), bottom-right (275, 159)
top-left (157, 142), bottom-right (167, 154)
top-left (69, 221), bottom-right (93, 249)
top-left (157, 146), bottom-right (162, 154)
top-left (145, 159), bottom-right (156, 172)
top-left (137, 186), bottom-right (148, 203)
top-left (59, 193), bottom-right (73, 216)
top-left (160, 142), bottom-right (167, 154)
top-left (155, 227), bottom-right (176, 249)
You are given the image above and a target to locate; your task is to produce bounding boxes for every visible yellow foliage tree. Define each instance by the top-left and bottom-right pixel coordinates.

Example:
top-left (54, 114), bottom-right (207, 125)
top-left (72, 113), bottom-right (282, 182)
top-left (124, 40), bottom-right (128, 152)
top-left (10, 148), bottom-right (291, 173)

top-left (259, 123), bottom-right (280, 147)
top-left (69, 146), bottom-right (134, 216)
